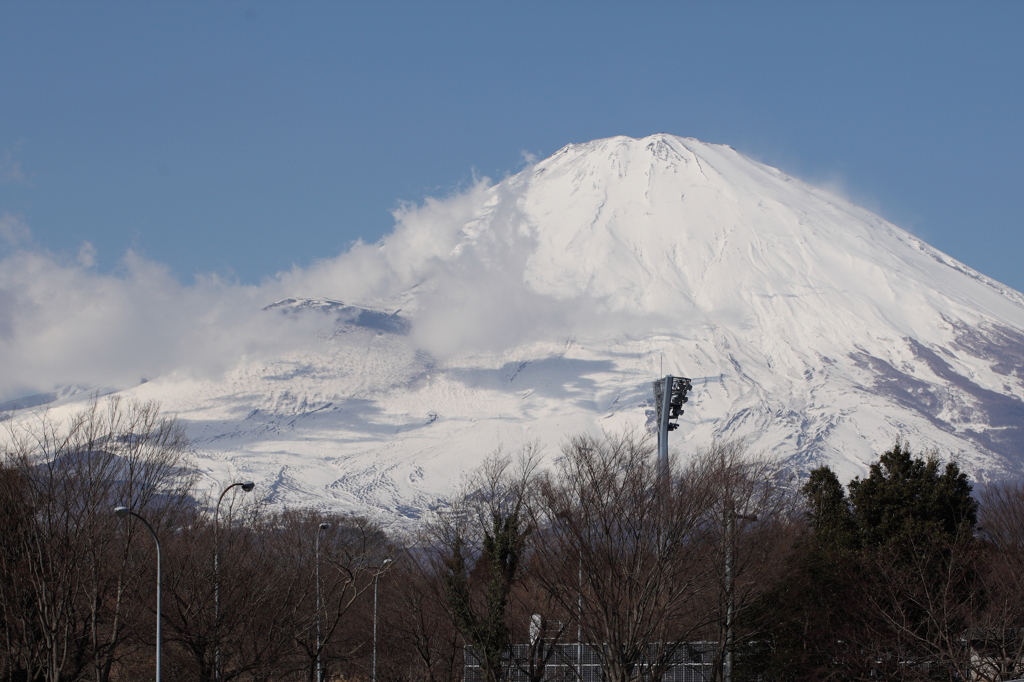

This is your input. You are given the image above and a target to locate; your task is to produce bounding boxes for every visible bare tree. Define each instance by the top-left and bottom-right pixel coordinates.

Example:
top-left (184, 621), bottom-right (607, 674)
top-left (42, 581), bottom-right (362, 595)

top-left (427, 448), bottom-right (541, 682)
top-left (529, 430), bottom-right (720, 682)
top-left (0, 461), bottom-right (41, 682)
top-left (971, 481), bottom-right (1024, 682)
top-left (0, 396), bottom-right (193, 682)
top-left (159, 488), bottom-right (273, 682)
top-left (260, 510), bottom-right (388, 682)
top-left (858, 527), bottom-right (983, 682)
top-left (375, 543), bottom-right (463, 682)
top-left (694, 441), bottom-right (797, 682)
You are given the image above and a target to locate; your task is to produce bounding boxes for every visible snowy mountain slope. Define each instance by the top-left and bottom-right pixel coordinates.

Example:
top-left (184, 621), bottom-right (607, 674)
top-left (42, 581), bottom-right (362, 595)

top-left (7, 134), bottom-right (1024, 521)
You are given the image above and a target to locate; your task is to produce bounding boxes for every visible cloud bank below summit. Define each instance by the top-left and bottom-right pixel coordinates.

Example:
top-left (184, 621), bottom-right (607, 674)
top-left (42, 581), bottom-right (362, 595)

top-left (0, 170), bottom-right (634, 402)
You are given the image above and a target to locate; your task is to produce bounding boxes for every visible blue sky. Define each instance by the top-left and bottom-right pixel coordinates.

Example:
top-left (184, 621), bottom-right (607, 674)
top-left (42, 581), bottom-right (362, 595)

top-left (1, 1), bottom-right (1023, 294)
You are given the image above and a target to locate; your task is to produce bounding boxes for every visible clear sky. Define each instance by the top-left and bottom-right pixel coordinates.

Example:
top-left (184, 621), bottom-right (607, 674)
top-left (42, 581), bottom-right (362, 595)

top-left (1, 1), bottom-right (1023, 292)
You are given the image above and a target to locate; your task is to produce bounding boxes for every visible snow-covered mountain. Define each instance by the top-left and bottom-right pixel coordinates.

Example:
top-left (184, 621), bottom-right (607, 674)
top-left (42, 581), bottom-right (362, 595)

top-left (8, 134), bottom-right (1024, 521)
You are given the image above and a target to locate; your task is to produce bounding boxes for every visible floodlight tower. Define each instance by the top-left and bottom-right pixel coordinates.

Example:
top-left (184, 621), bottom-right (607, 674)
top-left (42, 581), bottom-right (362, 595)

top-left (652, 375), bottom-right (693, 480)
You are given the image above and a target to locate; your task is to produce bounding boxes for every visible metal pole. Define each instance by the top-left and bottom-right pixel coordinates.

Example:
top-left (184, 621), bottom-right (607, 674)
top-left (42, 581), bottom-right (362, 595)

top-left (115, 507), bottom-right (161, 682)
top-left (658, 375), bottom-right (673, 481)
top-left (577, 548), bottom-right (583, 682)
top-left (724, 508), bottom-right (734, 682)
top-left (213, 481), bottom-right (253, 682)
top-left (316, 522), bottom-right (329, 682)
top-left (724, 506), bottom-right (757, 682)
top-left (372, 558), bottom-right (392, 682)
top-left (373, 573), bottom-right (379, 682)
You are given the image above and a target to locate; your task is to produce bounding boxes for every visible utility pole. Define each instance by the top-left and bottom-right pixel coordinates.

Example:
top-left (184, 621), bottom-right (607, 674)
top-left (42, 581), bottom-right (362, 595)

top-left (724, 504), bottom-right (757, 682)
top-left (652, 375), bottom-right (693, 481)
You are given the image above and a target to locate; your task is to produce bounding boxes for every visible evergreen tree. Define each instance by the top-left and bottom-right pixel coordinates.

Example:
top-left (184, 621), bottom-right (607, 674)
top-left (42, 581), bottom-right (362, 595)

top-left (431, 452), bottom-right (537, 682)
top-left (848, 438), bottom-right (977, 548)
top-left (760, 440), bottom-right (981, 680)
top-left (801, 466), bottom-right (857, 552)
top-left (442, 507), bottom-right (528, 682)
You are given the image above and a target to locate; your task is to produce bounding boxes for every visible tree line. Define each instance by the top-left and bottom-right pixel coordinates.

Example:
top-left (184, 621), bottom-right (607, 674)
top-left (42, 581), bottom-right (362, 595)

top-left (3, 397), bottom-right (1024, 681)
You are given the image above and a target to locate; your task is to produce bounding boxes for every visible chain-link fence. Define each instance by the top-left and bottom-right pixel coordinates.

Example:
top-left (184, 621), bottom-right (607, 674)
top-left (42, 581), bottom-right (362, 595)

top-left (465, 642), bottom-right (716, 682)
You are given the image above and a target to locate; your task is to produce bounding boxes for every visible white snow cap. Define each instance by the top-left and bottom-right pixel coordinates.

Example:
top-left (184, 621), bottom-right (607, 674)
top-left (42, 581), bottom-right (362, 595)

top-left (4, 134), bottom-right (1024, 520)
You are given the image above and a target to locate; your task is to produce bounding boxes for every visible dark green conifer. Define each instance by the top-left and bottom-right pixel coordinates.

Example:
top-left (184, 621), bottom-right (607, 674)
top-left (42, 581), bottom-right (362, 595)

top-left (802, 465), bottom-right (857, 552)
top-left (847, 438), bottom-right (977, 548)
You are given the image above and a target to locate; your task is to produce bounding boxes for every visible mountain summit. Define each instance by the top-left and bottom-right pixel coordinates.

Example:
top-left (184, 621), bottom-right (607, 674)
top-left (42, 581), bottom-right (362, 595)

top-left (12, 134), bottom-right (1024, 518)
top-left (524, 135), bottom-right (1024, 316)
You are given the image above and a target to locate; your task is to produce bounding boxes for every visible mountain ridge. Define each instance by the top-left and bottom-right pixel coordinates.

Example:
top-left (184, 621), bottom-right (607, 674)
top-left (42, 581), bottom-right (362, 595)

top-left (5, 134), bottom-right (1024, 522)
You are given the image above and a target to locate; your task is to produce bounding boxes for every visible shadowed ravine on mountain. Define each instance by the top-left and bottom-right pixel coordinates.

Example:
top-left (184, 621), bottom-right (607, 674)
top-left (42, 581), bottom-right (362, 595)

top-left (852, 336), bottom-right (1024, 474)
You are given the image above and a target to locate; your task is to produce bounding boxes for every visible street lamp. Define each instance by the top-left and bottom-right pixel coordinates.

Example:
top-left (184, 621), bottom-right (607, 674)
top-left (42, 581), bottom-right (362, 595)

top-left (114, 506), bottom-right (162, 682)
top-left (576, 544), bottom-right (583, 680)
top-left (214, 481), bottom-right (255, 682)
top-left (724, 505), bottom-right (757, 682)
top-left (372, 558), bottom-right (393, 682)
top-left (315, 522), bottom-right (330, 682)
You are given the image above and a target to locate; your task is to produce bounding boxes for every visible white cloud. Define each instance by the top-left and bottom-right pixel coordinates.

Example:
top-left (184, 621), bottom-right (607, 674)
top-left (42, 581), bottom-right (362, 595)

top-left (0, 150), bottom-right (26, 184)
top-left (77, 242), bottom-right (97, 268)
top-left (0, 213), bottom-right (31, 247)
top-left (0, 247), bottom-right (335, 401)
top-left (0, 167), bottom-right (649, 401)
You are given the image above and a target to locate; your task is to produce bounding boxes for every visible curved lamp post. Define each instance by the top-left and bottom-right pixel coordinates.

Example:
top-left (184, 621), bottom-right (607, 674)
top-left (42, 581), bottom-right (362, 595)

top-left (114, 506), bottom-right (161, 682)
top-left (214, 481), bottom-right (254, 682)
top-left (372, 558), bottom-right (393, 682)
top-left (315, 522), bottom-right (330, 682)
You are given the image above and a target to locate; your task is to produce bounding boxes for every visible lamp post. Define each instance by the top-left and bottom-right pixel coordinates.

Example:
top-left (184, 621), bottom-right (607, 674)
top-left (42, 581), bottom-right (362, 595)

top-left (315, 522), bottom-right (330, 682)
top-left (372, 558), bottom-right (393, 682)
top-left (214, 481), bottom-right (254, 682)
top-left (114, 506), bottom-right (162, 682)
top-left (579, 546), bottom-right (585, 677)
top-left (724, 505), bottom-right (757, 682)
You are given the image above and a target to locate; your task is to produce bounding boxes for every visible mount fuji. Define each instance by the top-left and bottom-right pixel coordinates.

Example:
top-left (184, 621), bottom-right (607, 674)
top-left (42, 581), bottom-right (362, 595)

top-left (7, 134), bottom-right (1024, 521)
